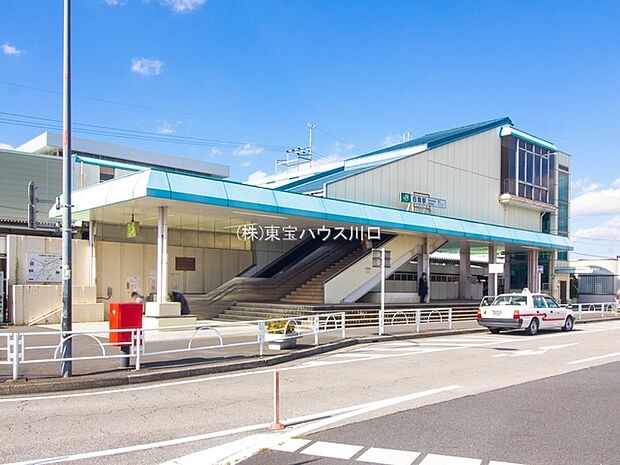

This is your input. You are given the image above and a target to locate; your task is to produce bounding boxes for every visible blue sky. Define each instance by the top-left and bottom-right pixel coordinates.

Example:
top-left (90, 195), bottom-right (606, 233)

top-left (1, 0), bottom-right (619, 259)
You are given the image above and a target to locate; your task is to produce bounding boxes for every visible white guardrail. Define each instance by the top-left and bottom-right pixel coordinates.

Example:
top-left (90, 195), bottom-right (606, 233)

top-left (381, 307), bottom-right (454, 334)
top-left (0, 312), bottom-right (346, 381)
top-left (568, 302), bottom-right (618, 319)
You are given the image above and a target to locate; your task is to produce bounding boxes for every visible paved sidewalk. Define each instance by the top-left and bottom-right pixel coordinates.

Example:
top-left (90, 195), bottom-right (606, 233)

top-left (1, 315), bottom-right (617, 396)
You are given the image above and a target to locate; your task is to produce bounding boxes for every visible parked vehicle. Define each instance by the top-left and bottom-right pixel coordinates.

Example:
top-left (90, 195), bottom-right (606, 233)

top-left (477, 288), bottom-right (574, 335)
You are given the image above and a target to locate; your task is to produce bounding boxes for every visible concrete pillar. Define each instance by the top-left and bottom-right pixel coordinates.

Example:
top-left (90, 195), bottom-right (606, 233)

top-left (156, 206), bottom-right (169, 303)
top-left (88, 220), bottom-right (96, 287)
top-left (459, 242), bottom-right (471, 300)
top-left (488, 244), bottom-right (497, 297)
top-left (504, 253), bottom-right (511, 292)
top-left (527, 249), bottom-right (539, 292)
top-left (417, 238), bottom-right (430, 302)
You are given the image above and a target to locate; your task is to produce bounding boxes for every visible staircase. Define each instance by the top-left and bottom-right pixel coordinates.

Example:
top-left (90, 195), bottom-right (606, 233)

top-left (215, 302), bottom-right (316, 322)
top-left (280, 246), bottom-right (367, 304)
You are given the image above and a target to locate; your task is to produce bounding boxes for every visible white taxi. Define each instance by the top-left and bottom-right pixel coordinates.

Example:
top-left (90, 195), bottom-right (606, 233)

top-left (477, 288), bottom-right (574, 335)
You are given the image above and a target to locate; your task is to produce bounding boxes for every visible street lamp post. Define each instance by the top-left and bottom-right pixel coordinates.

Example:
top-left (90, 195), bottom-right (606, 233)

top-left (61, 0), bottom-right (73, 377)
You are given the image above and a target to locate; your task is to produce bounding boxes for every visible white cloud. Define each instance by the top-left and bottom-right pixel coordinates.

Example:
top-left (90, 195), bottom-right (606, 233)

top-left (0, 142), bottom-right (14, 150)
top-left (210, 147), bottom-right (222, 156)
top-left (160, 0), bottom-right (206, 13)
top-left (613, 177), bottom-right (620, 188)
top-left (573, 216), bottom-right (620, 240)
top-left (104, 0), bottom-right (126, 5)
top-left (233, 144), bottom-right (264, 157)
top-left (131, 57), bottom-right (163, 76)
top-left (155, 120), bottom-right (174, 134)
top-left (572, 184), bottom-right (620, 216)
top-left (381, 134), bottom-right (403, 147)
top-left (241, 161), bottom-right (252, 168)
top-left (2, 43), bottom-right (22, 56)
top-left (572, 177), bottom-right (601, 195)
top-left (246, 170), bottom-right (267, 183)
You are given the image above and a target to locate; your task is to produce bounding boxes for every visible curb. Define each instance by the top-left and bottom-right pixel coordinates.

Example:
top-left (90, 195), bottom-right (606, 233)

top-left (2, 316), bottom-right (618, 396)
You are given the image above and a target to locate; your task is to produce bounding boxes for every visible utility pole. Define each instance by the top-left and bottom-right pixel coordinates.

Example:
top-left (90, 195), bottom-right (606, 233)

top-left (61, 0), bottom-right (73, 377)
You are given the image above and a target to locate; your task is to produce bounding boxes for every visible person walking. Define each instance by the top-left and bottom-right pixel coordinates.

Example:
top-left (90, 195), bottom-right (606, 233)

top-left (418, 272), bottom-right (429, 303)
top-left (131, 291), bottom-right (144, 304)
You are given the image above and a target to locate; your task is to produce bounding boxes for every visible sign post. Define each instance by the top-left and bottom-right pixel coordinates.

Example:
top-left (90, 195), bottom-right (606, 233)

top-left (488, 263), bottom-right (504, 297)
top-left (537, 265), bottom-right (544, 293)
top-left (372, 248), bottom-right (391, 335)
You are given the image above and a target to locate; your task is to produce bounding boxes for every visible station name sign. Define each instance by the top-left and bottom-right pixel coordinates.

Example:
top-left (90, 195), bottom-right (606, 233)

top-left (400, 192), bottom-right (447, 209)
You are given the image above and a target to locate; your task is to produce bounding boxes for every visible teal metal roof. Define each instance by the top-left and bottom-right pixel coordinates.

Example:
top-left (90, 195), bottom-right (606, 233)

top-left (275, 117), bottom-right (514, 194)
top-left (57, 169), bottom-right (572, 251)
top-left (352, 117), bottom-right (513, 159)
top-left (75, 155), bottom-right (143, 172)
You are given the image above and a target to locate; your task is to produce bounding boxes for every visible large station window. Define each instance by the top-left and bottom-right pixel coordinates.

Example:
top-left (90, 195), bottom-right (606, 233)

top-left (501, 136), bottom-right (554, 204)
top-left (558, 168), bottom-right (569, 236)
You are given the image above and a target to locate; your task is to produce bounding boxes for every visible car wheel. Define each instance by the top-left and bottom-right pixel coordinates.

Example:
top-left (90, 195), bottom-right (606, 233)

top-left (562, 316), bottom-right (574, 332)
top-left (526, 318), bottom-right (539, 336)
top-left (489, 328), bottom-right (501, 334)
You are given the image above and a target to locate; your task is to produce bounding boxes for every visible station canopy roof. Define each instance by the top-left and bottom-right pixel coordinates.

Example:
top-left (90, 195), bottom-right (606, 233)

top-left (50, 169), bottom-right (571, 251)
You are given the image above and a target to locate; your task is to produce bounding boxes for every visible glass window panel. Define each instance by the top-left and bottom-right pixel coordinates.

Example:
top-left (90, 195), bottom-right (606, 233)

top-left (535, 155), bottom-right (542, 185)
top-left (526, 185), bottom-right (533, 199)
top-left (526, 153), bottom-right (534, 183)
top-left (519, 183), bottom-right (525, 197)
top-left (519, 150), bottom-right (526, 181)
top-left (508, 148), bottom-right (516, 179)
top-left (542, 158), bottom-right (549, 188)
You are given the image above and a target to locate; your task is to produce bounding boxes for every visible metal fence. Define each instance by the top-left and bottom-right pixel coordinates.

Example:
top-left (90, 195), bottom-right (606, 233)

top-left (1, 312), bottom-right (346, 380)
top-left (568, 302), bottom-right (618, 319)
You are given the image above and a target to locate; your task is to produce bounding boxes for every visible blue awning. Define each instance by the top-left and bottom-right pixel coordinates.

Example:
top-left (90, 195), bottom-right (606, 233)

top-left (53, 169), bottom-right (572, 251)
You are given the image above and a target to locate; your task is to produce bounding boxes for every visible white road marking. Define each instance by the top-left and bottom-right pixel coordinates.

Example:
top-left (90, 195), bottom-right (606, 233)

top-left (269, 438), bottom-right (311, 453)
top-left (419, 453), bottom-right (482, 465)
top-left (162, 386), bottom-right (461, 465)
top-left (489, 461), bottom-right (525, 465)
top-left (356, 446), bottom-right (420, 465)
top-left (0, 422), bottom-right (271, 465)
top-left (568, 352), bottom-right (620, 365)
top-left (3, 321), bottom-right (618, 403)
top-left (300, 440), bottom-right (363, 459)
top-left (538, 343), bottom-right (578, 350)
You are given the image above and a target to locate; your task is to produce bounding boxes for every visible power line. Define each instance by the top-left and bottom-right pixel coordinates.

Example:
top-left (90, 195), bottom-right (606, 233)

top-left (0, 79), bottom-right (302, 128)
top-left (0, 111), bottom-right (290, 153)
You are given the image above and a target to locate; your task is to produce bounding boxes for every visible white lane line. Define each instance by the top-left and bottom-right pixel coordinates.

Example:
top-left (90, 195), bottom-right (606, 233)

top-left (356, 446), bottom-right (420, 465)
top-left (419, 453), bottom-right (482, 465)
top-left (415, 342), bottom-right (478, 347)
top-left (0, 422), bottom-right (271, 465)
top-left (568, 352), bottom-right (620, 365)
top-left (538, 343), bottom-right (578, 350)
top-left (299, 441), bottom-right (363, 459)
top-left (489, 461), bottom-right (525, 465)
top-left (350, 347), bottom-right (433, 353)
top-left (270, 438), bottom-right (311, 453)
top-left (161, 385), bottom-right (462, 465)
top-left (4, 322), bottom-right (618, 403)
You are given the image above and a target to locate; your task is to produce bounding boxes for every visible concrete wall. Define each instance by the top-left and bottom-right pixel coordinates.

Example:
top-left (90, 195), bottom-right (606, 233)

top-left (326, 128), bottom-right (541, 231)
top-left (95, 241), bottom-right (253, 304)
top-left (12, 285), bottom-right (102, 325)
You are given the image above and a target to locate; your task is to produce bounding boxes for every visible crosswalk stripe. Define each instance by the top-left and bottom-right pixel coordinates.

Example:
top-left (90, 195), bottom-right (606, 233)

top-left (356, 447), bottom-right (420, 465)
top-left (299, 440), bottom-right (363, 459)
top-left (418, 453), bottom-right (482, 465)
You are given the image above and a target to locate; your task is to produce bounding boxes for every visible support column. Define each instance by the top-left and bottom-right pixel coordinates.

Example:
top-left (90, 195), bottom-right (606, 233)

top-left (88, 220), bottom-right (96, 287)
top-left (527, 249), bottom-right (539, 292)
top-left (417, 238), bottom-right (430, 302)
top-left (459, 242), bottom-right (471, 300)
top-left (504, 253), bottom-right (511, 292)
top-left (156, 206), bottom-right (169, 303)
top-left (488, 244), bottom-right (497, 297)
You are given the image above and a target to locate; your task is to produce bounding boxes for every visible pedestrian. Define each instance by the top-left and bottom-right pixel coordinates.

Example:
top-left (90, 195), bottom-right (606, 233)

top-left (169, 291), bottom-right (191, 315)
top-left (418, 272), bottom-right (428, 303)
top-left (131, 291), bottom-right (144, 304)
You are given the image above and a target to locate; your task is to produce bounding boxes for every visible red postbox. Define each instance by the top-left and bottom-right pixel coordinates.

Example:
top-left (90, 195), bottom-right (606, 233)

top-left (109, 302), bottom-right (143, 346)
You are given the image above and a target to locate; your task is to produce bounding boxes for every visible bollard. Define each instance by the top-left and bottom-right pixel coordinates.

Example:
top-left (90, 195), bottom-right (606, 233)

top-left (341, 312), bottom-right (346, 338)
top-left (258, 321), bottom-right (265, 357)
top-left (314, 315), bottom-right (319, 346)
top-left (269, 370), bottom-right (285, 430)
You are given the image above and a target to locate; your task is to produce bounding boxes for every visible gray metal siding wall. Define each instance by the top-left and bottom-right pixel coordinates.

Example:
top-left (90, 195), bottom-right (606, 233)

top-left (326, 129), bottom-right (542, 231)
top-left (0, 150), bottom-right (62, 221)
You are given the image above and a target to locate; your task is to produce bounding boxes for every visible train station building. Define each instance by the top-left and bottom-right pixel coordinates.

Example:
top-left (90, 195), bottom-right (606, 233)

top-left (0, 117), bottom-right (572, 325)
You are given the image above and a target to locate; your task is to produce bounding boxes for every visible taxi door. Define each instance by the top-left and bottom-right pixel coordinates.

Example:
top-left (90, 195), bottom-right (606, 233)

top-left (544, 295), bottom-right (565, 327)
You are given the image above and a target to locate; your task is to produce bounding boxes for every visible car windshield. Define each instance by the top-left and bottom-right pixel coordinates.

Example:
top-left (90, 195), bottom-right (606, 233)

top-left (492, 295), bottom-right (527, 306)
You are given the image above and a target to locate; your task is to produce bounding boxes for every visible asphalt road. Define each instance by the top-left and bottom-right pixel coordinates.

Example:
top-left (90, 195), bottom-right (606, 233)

top-left (242, 361), bottom-right (620, 465)
top-left (1, 320), bottom-right (620, 465)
